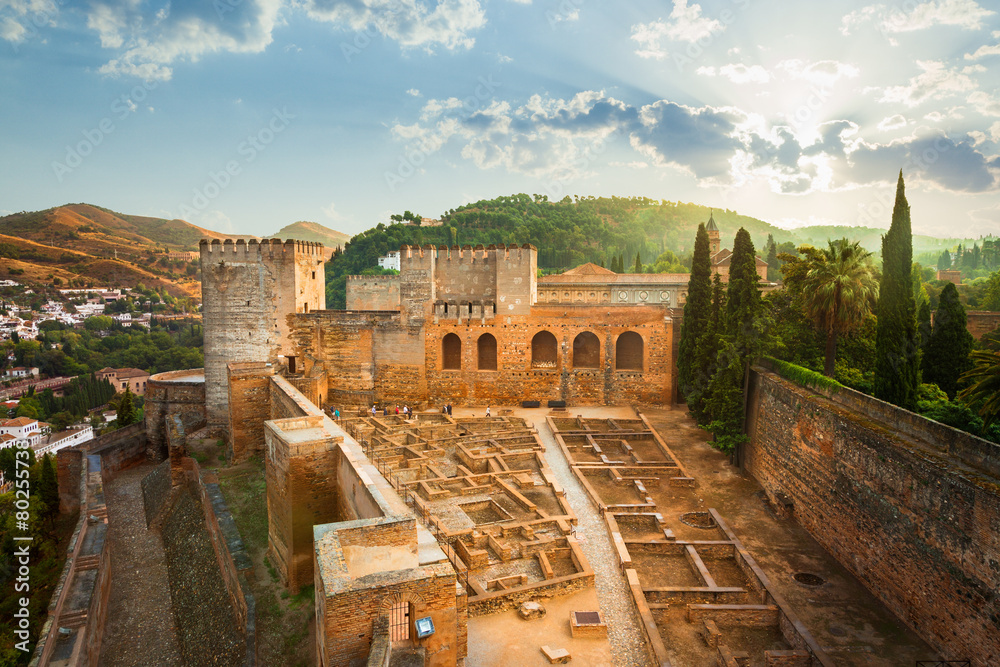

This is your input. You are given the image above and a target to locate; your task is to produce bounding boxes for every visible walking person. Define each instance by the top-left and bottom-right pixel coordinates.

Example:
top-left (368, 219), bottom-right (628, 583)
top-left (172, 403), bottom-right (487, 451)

top-left (371, 404), bottom-right (377, 418)
top-left (486, 406), bottom-right (491, 417)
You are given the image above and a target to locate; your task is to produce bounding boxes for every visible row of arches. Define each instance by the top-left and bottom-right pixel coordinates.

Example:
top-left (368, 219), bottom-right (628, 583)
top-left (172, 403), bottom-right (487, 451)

top-left (441, 331), bottom-right (644, 371)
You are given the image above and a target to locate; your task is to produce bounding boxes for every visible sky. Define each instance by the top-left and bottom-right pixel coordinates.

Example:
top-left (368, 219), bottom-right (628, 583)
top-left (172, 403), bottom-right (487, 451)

top-left (1, 0), bottom-right (1000, 240)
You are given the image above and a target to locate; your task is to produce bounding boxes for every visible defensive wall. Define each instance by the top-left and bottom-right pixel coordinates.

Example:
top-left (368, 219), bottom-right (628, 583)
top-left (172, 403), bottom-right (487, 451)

top-left (145, 368), bottom-right (206, 459)
top-left (743, 365), bottom-right (1000, 666)
top-left (251, 375), bottom-right (466, 666)
top-left (966, 310), bottom-right (1000, 340)
top-left (33, 452), bottom-right (110, 667)
top-left (287, 304), bottom-right (678, 408)
top-left (199, 238), bottom-right (325, 427)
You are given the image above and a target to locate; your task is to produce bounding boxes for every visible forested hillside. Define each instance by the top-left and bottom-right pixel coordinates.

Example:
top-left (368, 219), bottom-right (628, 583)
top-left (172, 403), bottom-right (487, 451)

top-left (324, 194), bottom-right (796, 308)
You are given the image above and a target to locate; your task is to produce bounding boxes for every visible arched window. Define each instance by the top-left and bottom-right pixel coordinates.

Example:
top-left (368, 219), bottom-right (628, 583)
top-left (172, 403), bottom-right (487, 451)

top-left (616, 331), bottom-right (644, 371)
top-left (442, 333), bottom-right (461, 370)
top-left (531, 331), bottom-right (558, 369)
top-left (572, 332), bottom-right (600, 369)
top-left (477, 333), bottom-right (497, 371)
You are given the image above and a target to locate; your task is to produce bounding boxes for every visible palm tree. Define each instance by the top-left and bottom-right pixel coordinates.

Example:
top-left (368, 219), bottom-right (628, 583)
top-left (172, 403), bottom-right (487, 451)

top-left (957, 349), bottom-right (1000, 426)
top-left (800, 239), bottom-right (880, 376)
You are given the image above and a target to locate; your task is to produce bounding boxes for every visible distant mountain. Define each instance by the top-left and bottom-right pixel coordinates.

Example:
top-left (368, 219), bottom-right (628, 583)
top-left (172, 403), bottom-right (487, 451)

top-left (793, 225), bottom-right (977, 257)
top-left (270, 221), bottom-right (351, 250)
top-left (0, 203), bottom-right (229, 297)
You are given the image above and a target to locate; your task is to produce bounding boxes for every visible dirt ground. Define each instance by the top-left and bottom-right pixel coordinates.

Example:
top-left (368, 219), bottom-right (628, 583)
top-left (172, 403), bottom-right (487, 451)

top-left (640, 405), bottom-right (941, 666)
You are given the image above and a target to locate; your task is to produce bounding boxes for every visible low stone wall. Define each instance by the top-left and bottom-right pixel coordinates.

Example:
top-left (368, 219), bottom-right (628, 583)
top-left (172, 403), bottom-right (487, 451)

top-left (966, 310), bottom-right (1000, 340)
top-left (141, 459), bottom-right (172, 528)
top-left (31, 454), bottom-right (112, 667)
top-left (744, 366), bottom-right (1000, 666)
top-left (87, 423), bottom-right (149, 480)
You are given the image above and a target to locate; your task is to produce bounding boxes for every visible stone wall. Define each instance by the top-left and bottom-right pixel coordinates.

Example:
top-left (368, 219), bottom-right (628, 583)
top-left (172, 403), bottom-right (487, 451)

top-left (57, 448), bottom-right (82, 513)
top-left (289, 304), bottom-right (677, 407)
top-left (347, 275), bottom-right (400, 311)
top-left (145, 369), bottom-right (206, 459)
top-left (88, 423), bottom-right (149, 479)
top-left (966, 310), bottom-right (1000, 340)
top-left (199, 238), bottom-right (325, 427)
top-left (743, 367), bottom-right (1000, 666)
top-left (264, 415), bottom-right (342, 593)
top-left (141, 459), bottom-right (172, 528)
top-left (227, 362), bottom-right (275, 462)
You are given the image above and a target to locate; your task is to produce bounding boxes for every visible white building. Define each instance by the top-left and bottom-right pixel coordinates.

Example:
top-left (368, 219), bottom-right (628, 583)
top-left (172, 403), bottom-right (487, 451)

top-left (0, 417), bottom-right (43, 449)
top-left (35, 425), bottom-right (94, 456)
top-left (378, 251), bottom-right (401, 271)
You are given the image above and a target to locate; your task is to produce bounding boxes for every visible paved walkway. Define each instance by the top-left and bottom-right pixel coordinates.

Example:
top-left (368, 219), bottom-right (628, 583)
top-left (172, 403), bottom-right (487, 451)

top-left (532, 408), bottom-right (653, 667)
top-left (100, 464), bottom-right (183, 667)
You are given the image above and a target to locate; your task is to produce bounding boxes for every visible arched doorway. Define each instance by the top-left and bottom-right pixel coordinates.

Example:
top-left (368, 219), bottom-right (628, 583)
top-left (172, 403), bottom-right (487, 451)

top-left (615, 331), bottom-right (644, 371)
top-left (572, 332), bottom-right (600, 368)
top-left (442, 333), bottom-right (461, 370)
top-left (478, 333), bottom-right (497, 370)
top-left (531, 331), bottom-right (558, 369)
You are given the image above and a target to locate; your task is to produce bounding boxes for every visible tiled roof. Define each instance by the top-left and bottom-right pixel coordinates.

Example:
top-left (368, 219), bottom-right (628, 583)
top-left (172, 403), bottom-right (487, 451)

top-left (539, 273), bottom-right (690, 284)
top-left (1, 417), bottom-right (37, 427)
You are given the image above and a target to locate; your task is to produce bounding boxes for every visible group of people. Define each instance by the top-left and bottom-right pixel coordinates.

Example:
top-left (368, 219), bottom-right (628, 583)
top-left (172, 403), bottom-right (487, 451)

top-left (370, 404), bottom-right (412, 418)
top-left (442, 403), bottom-right (453, 415)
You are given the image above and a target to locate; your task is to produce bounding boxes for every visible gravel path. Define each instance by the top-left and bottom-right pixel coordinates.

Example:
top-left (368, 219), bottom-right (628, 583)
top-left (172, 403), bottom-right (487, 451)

top-left (534, 418), bottom-right (653, 667)
top-left (100, 464), bottom-right (183, 667)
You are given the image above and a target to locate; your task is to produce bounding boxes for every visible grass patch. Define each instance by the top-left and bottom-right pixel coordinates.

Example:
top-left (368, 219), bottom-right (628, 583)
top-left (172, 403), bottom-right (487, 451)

top-left (761, 356), bottom-right (845, 394)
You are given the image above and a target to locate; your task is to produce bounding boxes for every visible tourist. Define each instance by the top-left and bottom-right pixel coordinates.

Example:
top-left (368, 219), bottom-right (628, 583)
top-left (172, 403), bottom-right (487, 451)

top-left (371, 404), bottom-right (377, 417)
top-left (447, 404), bottom-right (452, 416)
top-left (486, 406), bottom-right (491, 417)
top-left (395, 405), bottom-right (400, 415)
top-left (334, 409), bottom-right (340, 420)
top-left (383, 406), bottom-right (389, 416)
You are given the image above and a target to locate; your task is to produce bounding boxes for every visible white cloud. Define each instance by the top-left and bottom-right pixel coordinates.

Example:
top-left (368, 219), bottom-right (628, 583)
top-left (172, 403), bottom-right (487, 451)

top-left (965, 42), bottom-right (1000, 59)
top-left (842, 0), bottom-right (994, 37)
top-left (968, 90), bottom-right (1000, 116)
top-left (302, 0), bottom-right (486, 51)
top-left (776, 59), bottom-right (860, 87)
top-left (877, 114), bottom-right (908, 130)
top-left (875, 60), bottom-right (977, 107)
top-left (630, 0), bottom-right (724, 59)
top-left (322, 202), bottom-right (345, 221)
top-left (990, 121), bottom-right (1000, 142)
top-left (406, 88), bottom-right (421, 96)
top-left (92, 0), bottom-right (283, 81)
top-left (390, 89), bottom-right (999, 196)
top-left (0, 0), bottom-right (56, 43)
top-left (697, 63), bottom-right (770, 84)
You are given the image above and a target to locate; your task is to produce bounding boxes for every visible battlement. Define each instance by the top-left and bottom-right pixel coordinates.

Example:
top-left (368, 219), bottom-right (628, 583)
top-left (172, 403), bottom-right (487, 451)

top-left (199, 238), bottom-right (326, 262)
top-left (398, 243), bottom-right (536, 263)
top-left (346, 275), bottom-right (399, 281)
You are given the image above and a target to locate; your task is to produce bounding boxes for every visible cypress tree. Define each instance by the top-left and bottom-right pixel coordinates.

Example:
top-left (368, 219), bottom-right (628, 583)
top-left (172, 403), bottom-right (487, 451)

top-left (705, 228), bottom-right (762, 452)
top-left (874, 171), bottom-right (920, 410)
top-left (677, 224), bottom-right (713, 403)
top-left (40, 453), bottom-right (58, 515)
top-left (118, 387), bottom-right (136, 426)
top-left (917, 300), bottom-right (932, 354)
top-left (689, 273), bottom-right (725, 423)
top-left (634, 252), bottom-right (642, 273)
top-left (923, 282), bottom-right (974, 398)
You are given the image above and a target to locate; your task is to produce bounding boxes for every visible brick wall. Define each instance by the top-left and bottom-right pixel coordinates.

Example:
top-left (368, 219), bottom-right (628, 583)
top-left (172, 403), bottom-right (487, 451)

top-left (744, 368), bottom-right (1000, 666)
top-left (346, 275), bottom-right (400, 310)
top-left (966, 310), bottom-right (1000, 340)
top-left (316, 561), bottom-right (459, 667)
top-left (265, 415), bottom-right (341, 593)
top-left (88, 423), bottom-right (149, 480)
top-left (145, 369), bottom-right (206, 459)
top-left (289, 304), bottom-right (676, 407)
top-left (227, 362), bottom-right (274, 462)
top-left (57, 448), bottom-right (82, 513)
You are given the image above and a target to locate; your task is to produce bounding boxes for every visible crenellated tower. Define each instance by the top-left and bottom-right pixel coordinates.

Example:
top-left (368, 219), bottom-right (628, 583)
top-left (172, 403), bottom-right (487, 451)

top-left (199, 238), bottom-right (326, 429)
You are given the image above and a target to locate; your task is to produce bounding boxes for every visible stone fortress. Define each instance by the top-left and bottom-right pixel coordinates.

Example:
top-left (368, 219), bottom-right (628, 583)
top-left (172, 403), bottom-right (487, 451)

top-left (36, 224), bottom-right (999, 667)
